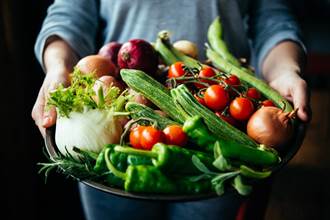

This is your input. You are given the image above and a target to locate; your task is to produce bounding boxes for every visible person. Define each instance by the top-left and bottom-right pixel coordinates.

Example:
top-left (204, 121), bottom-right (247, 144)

top-left (32, 0), bottom-right (311, 219)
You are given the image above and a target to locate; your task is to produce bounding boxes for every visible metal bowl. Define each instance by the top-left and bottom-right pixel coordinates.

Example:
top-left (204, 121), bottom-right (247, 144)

top-left (44, 121), bottom-right (307, 201)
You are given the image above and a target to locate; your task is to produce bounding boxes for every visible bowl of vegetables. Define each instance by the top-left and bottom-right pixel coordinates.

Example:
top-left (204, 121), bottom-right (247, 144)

top-left (40, 17), bottom-right (307, 201)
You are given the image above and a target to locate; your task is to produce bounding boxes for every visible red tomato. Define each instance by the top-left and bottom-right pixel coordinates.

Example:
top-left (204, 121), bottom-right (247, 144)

top-left (163, 125), bottom-right (188, 146)
top-left (224, 75), bottom-right (240, 86)
top-left (168, 62), bottom-right (185, 78)
top-left (215, 112), bottom-right (238, 127)
top-left (129, 126), bottom-right (146, 149)
top-left (229, 97), bottom-right (255, 121)
top-left (204, 85), bottom-right (229, 111)
top-left (247, 88), bottom-right (261, 100)
top-left (195, 66), bottom-right (216, 89)
top-left (194, 94), bottom-right (206, 106)
top-left (262, 99), bottom-right (275, 107)
top-left (140, 126), bottom-right (165, 150)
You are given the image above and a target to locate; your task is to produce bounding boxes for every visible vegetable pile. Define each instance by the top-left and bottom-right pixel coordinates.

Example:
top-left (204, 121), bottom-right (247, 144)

top-left (40, 17), bottom-right (298, 197)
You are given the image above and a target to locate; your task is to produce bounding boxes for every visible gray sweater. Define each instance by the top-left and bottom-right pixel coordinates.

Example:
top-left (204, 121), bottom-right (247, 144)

top-left (35, 0), bottom-right (304, 72)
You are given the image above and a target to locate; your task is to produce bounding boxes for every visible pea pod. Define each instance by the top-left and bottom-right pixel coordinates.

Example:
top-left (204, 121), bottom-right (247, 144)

top-left (206, 48), bottom-right (293, 112)
top-left (114, 143), bottom-right (215, 175)
top-left (207, 16), bottom-right (240, 66)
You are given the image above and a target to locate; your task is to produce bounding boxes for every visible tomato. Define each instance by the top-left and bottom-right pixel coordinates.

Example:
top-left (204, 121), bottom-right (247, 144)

top-left (168, 61), bottom-right (185, 78)
top-left (140, 126), bottom-right (165, 150)
top-left (224, 75), bottom-right (240, 86)
top-left (262, 99), bottom-right (275, 107)
top-left (195, 66), bottom-right (216, 89)
top-left (215, 112), bottom-right (238, 127)
top-left (163, 125), bottom-right (188, 146)
top-left (129, 125), bottom-right (146, 149)
top-left (247, 88), bottom-right (261, 100)
top-left (204, 85), bottom-right (229, 111)
top-left (194, 94), bottom-right (206, 106)
top-left (229, 97), bottom-right (255, 121)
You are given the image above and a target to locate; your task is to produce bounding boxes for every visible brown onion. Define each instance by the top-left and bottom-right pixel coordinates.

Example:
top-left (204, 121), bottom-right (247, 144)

top-left (247, 106), bottom-right (297, 149)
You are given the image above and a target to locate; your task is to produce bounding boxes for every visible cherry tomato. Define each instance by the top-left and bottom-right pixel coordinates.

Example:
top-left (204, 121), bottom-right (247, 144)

top-left (129, 125), bottom-right (146, 149)
top-left (246, 88), bottom-right (261, 100)
top-left (195, 66), bottom-right (216, 89)
top-left (204, 85), bottom-right (229, 111)
top-left (194, 94), bottom-right (206, 106)
top-left (224, 75), bottom-right (240, 86)
top-left (229, 97), bottom-right (255, 121)
top-left (163, 125), bottom-right (188, 146)
top-left (215, 112), bottom-right (238, 127)
top-left (262, 99), bottom-right (275, 107)
top-left (140, 126), bottom-right (165, 150)
top-left (168, 61), bottom-right (185, 78)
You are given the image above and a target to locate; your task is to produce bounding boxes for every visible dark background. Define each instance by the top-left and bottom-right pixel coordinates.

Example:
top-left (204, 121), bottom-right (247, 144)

top-left (1, 0), bottom-right (329, 220)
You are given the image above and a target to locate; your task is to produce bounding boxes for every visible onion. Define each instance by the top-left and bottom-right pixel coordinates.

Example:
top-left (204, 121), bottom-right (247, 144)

top-left (247, 106), bottom-right (297, 149)
top-left (173, 40), bottom-right (198, 58)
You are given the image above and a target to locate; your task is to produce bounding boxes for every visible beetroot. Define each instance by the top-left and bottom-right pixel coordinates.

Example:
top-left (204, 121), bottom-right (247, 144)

top-left (117, 39), bottom-right (158, 75)
top-left (98, 42), bottom-right (122, 66)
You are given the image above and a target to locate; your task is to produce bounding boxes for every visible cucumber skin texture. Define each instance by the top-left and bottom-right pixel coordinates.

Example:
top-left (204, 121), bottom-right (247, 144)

top-left (171, 85), bottom-right (259, 148)
top-left (125, 102), bottom-right (179, 130)
top-left (120, 69), bottom-right (188, 123)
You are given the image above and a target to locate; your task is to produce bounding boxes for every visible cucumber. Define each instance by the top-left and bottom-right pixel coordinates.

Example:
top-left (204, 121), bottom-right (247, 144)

top-left (171, 84), bottom-right (259, 148)
top-left (125, 102), bottom-right (179, 129)
top-left (206, 48), bottom-right (293, 112)
top-left (120, 69), bottom-right (188, 123)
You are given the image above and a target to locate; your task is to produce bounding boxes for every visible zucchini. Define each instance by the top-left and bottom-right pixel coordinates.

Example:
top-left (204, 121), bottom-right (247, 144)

top-left (120, 69), bottom-right (188, 123)
top-left (206, 48), bottom-right (293, 112)
top-left (171, 85), bottom-right (259, 148)
top-left (125, 102), bottom-right (179, 129)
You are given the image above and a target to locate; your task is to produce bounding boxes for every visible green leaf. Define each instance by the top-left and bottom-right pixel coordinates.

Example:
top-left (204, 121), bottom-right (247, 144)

top-left (191, 155), bottom-right (218, 175)
top-left (188, 173), bottom-right (212, 182)
top-left (232, 175), bottom-right (252, 196)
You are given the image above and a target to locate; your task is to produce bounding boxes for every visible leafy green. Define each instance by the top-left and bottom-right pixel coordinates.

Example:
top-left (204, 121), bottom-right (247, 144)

top-left (47, 68), bottom-right (122, 117)
top-left (232, 175), bottom-right (252, 196)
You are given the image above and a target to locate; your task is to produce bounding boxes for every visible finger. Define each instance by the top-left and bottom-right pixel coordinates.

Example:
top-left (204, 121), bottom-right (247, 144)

top-left (291, 80), bottom-right (311, 122)
top-left (37, 123), bottom-right (46, 138)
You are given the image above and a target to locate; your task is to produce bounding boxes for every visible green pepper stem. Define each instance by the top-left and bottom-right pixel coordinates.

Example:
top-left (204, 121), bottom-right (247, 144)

top-left (104, 148), bottom-right (126, 180)
top-left (114, 146), bottom-right (158, 158)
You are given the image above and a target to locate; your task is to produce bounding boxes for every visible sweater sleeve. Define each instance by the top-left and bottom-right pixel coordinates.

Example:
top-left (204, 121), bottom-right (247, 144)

top-left (34, 0), bottom-right (99, 68)
top-left (248, 0), bottom-right (306, 74)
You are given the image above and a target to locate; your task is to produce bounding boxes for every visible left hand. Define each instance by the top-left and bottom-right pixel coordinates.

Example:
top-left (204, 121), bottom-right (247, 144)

top-left (268, 70), bottom-right (311, 122)
top-left (262, 41), bottom-right (311, 122)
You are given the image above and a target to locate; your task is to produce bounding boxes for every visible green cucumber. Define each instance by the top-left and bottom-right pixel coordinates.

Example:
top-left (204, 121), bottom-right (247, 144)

top-left (206, 48), bottom-right (293, 112)
top-left (125, 102), bottom-right (179, 129)
top-left (171, 85), bottom-right (258, 148)
top-left (120, 69), bottom-right (188, 123)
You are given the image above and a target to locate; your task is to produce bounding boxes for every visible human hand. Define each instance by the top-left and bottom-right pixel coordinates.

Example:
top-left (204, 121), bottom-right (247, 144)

top-left (31, 70), bottom-right (70, 137)
top-left (268, 70), bottom-right (311, 122)
top-left (262, 41), bottom-right (311, 122)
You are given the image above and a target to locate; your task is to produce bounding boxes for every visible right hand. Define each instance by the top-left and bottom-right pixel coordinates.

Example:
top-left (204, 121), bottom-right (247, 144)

top-left (31, 70), bottom-right (70, 137)
top-left (32, 37), bottom-right (78, 137)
